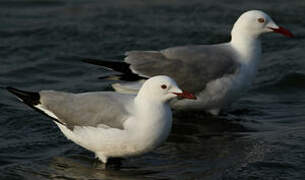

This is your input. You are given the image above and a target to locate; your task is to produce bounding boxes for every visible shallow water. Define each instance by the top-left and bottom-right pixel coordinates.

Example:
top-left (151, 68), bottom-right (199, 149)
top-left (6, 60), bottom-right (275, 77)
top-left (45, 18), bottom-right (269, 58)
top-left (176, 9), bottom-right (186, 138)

top-left (1, 0), bottom-right (305, 179)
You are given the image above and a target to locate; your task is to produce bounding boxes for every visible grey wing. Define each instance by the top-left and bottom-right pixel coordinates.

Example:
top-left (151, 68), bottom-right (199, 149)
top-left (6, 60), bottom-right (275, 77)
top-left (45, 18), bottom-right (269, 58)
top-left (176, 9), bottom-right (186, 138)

top-left (125, 45), bottom-right (240, 93)
top-left (39, 91), bottom-right (133, 130)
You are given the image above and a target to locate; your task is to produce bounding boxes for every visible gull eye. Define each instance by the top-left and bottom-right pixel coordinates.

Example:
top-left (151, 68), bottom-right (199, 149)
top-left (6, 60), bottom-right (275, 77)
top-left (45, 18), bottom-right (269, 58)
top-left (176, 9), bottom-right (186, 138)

top-left (257, 18), bottom-right (265, 23)
top-left (161, 84), bottom-right (167, 89)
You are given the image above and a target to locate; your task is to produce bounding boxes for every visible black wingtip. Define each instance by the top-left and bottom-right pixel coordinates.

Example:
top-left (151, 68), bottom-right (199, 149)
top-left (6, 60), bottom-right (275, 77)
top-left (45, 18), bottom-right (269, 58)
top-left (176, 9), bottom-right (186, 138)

top-left (7, 87), bottom-right (40, 106)
top-left (82, 58), bottom-right (147, 81)
top-left (82, 58), bottom-right (131, 72)
top-left (81, 58), bottom-right (105, 66)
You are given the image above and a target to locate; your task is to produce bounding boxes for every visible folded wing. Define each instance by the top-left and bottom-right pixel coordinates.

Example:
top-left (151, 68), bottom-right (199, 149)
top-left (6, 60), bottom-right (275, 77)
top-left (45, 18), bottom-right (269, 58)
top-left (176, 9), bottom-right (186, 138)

top-left (38, 91), bottom-right (134, 130)
top-left (125, 45), bottom-right (240, 93)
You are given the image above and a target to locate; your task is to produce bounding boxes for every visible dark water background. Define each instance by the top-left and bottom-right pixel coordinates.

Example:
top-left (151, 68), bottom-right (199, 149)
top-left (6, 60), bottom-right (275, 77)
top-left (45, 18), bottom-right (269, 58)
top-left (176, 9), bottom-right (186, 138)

top-left (0, 0), bottom-right (305, 179)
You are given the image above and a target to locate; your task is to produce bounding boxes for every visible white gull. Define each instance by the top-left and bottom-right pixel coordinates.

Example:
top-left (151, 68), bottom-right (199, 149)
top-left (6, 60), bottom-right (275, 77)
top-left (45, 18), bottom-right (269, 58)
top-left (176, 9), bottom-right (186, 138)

top-left (83, 10), bottom-right (294, 115)
top-left (7, 75), bottom-right (196, 167)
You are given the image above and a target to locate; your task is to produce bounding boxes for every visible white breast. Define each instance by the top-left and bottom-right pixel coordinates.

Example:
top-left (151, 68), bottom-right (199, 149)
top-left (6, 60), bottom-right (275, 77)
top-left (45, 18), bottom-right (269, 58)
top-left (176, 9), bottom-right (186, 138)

top-left (53, 103), bottom-right (173, 163)
top-left (172, 41), bottom-right (261, 114)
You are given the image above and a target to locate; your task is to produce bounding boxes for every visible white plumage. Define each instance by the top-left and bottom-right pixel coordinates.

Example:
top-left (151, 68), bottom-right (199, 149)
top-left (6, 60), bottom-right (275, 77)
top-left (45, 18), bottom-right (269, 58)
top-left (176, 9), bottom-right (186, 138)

top-left (7, 75), bottom-right (196, 165)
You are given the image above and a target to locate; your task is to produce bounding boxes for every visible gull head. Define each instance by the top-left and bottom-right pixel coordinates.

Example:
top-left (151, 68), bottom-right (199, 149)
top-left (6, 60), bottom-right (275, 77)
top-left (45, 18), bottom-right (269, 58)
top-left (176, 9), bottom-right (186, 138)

top-left (231, 10), bottom-right (294, 39)
top-left (137, 75), bottom-right (196, 103)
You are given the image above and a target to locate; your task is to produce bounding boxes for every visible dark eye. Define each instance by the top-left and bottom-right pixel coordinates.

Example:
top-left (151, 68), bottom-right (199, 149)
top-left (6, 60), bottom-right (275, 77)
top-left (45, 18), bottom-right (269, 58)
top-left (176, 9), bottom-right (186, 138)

top-left (257, 18), bottom-right (265, 23)
top-left (161, 84), bottom-right (167, 89)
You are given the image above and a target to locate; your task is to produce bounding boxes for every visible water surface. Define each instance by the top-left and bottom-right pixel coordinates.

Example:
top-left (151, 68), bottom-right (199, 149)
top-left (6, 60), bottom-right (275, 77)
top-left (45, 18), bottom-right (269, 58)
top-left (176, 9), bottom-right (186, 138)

top-left (0, 0), bottom-right (304, 179)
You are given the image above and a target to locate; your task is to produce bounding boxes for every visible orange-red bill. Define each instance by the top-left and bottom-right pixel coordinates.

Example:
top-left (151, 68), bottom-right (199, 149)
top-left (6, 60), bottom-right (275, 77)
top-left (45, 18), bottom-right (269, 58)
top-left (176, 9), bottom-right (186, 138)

top-left (173, 90), bottom-right (197, 100)
top-left (268, 26), bottom-right (294, 38)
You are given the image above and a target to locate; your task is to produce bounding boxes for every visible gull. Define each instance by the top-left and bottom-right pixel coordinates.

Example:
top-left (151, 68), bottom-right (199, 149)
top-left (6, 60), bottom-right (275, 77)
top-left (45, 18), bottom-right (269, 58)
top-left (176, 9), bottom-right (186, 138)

top-left (82, 10), bottom-right (294, 115)
top-left (7, 75), bottom-right (196, 167)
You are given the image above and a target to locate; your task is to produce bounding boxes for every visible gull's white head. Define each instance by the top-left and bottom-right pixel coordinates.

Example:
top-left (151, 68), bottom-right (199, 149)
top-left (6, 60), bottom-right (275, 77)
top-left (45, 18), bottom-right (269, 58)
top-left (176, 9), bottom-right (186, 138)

top-left (231, 10), bottom-right (294, 39)
top-left (137, 75), bottom-right (196, 103)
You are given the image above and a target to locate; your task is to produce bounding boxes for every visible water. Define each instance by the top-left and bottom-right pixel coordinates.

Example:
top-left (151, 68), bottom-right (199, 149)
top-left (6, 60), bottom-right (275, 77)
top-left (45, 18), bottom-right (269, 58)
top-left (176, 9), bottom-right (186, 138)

top-left (0, 0), bottom-right (304, 179)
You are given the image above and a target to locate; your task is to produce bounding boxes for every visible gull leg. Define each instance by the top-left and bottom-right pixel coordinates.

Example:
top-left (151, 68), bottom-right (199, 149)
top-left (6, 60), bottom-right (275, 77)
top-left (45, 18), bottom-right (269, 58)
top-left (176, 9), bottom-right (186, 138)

top-left (93, 152), bottom-right (108, 169)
